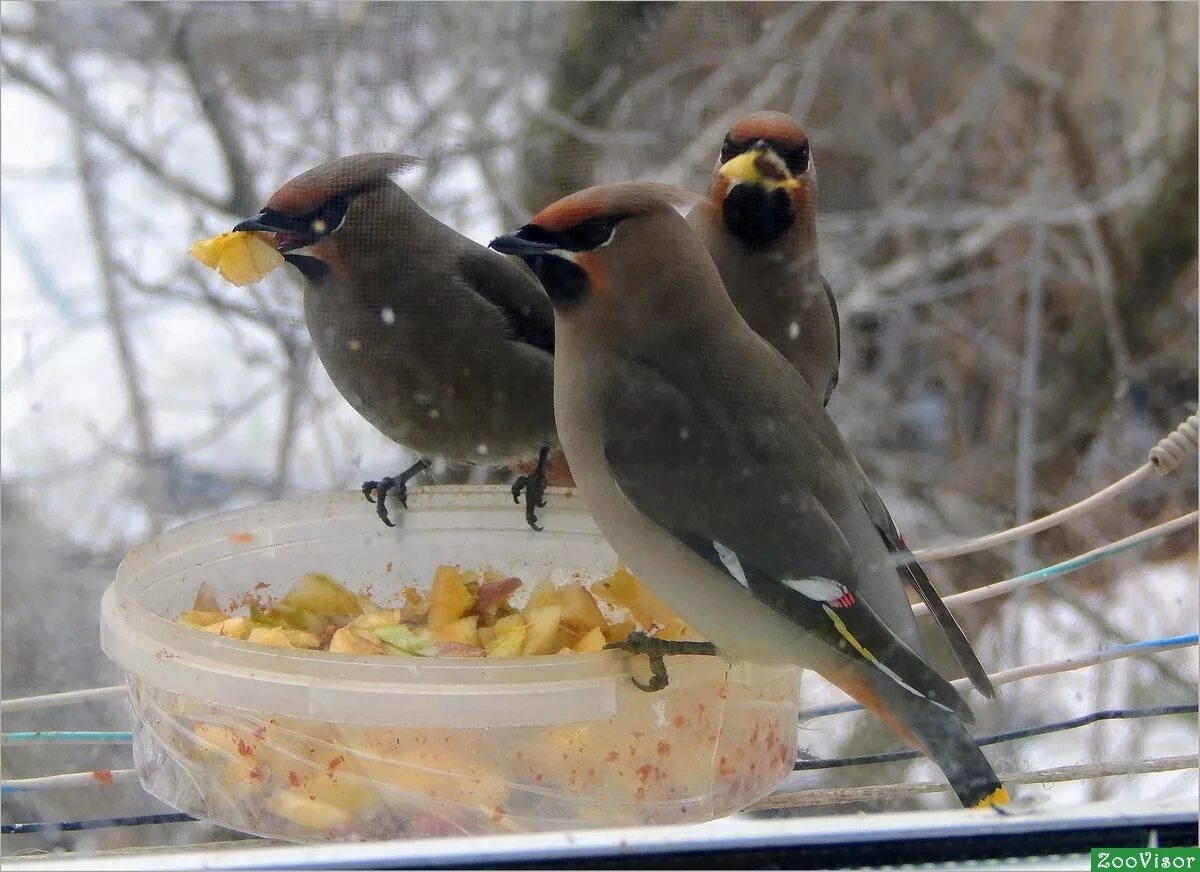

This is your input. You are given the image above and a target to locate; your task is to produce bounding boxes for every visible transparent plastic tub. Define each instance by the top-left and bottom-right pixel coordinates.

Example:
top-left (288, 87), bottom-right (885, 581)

top-left (101, 486), bottom-right (802, 842)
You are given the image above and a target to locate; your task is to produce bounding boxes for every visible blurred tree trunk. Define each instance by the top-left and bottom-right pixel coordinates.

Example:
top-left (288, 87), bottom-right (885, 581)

top-left (519, 1), bottom-right (671, 212)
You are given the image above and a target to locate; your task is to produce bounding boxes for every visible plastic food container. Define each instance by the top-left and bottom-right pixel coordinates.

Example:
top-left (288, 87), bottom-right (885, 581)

top-left (101, 487), bottom-right (802, 842)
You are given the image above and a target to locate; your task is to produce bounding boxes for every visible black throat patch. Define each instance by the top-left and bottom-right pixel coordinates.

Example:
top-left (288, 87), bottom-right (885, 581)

top-left (722, 185), bottom-right (794, 248)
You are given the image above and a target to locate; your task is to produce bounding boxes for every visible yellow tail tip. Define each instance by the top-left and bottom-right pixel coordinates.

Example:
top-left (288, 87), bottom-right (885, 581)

top-left (973, 786), bottom-right (1011, 809)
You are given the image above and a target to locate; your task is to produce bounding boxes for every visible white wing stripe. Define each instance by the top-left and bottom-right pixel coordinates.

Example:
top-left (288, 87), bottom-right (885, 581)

top-left (713, 541), bottom-right (750, 589)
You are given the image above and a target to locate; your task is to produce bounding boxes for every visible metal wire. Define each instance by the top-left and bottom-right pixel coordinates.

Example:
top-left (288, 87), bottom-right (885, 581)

top-left (793, 704), bottom-right (1198, 771)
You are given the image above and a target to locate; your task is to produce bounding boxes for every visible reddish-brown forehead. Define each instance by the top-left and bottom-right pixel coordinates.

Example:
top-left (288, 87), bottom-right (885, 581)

top-left (265, 183), bottom-right (333, 216)
top-left (727, 112), bottom-right (808, 148)
top-left (531, 196), bottom-right (604, 233)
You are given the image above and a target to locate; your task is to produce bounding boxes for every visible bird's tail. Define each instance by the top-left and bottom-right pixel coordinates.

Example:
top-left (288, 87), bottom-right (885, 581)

top-left (819, 660), bottom-right (1009, 809)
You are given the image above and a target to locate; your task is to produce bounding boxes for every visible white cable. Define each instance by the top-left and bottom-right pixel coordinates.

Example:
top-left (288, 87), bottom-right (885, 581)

top-left (752, 755), bottom-right (1198, 809)
top-left (915, 414), bottom-right (1197, 562)
top-left (950, 635), bottom-right (1197, 695)
top-left (0, 685), bottom-right (126, 713)
top-left (913, 511), bottom-right (1198, 616)
top-left (2, 768), bottom-right (138, 793)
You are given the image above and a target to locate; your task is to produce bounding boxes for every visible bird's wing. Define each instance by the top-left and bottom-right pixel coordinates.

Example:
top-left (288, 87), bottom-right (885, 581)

top-left (602, 361), bottom-right (973, 721)
top-left (848, 474), bottom-right (996, 698)
top-left (457, 249), bottom-right (555, 355)
top-left (820, 276), bottom-right (841, 406)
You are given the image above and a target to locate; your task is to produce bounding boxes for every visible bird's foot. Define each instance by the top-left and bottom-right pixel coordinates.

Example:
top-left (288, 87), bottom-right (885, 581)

top-left (604, 631), bottom-right (721, 693)
top-left (362, 458), bottom-right (432, 527)
top-left (510, 444), bottom-right (550, 531)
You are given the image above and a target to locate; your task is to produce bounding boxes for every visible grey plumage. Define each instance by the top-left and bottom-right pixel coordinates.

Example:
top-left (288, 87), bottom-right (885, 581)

top-left (490, 181), bottom-right (1005, 808)
top-left (234, 154), bottom-right (558, 523)
top-left (686, 111), bottom-right (841, 406)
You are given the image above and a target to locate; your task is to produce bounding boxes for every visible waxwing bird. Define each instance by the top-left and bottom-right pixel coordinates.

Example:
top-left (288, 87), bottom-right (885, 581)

top-left (687, 111), bottom-right (841, 406)
top-left (233, 154), bottom-right (561, 529)
top-left (489, 182), bottom-right (1006, 809)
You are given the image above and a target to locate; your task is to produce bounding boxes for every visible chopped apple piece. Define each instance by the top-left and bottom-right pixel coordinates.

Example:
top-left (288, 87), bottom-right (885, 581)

top-left (592, 566), bottom-right (681, 629)
top-left (485, 624), bottom-right (526, 658)
top-left (557, 582), bottom-right (609, 635)
top-left (603, 620), bottom-right (638, 644)
top-left (328, 626), bottom-right (385, 655)
top-left (179, 610), bottom-right (229, 628)
top-left (522, 605), bottom-right (563, 655)
top-left (655, 617), bottom-right (703, 641)
top-left (265, 790), bottom-right (353, 831)
top-left (192, 581), bottom-right (222, 613)
top-left (189, 230), bottom-right (285, 288)
top-left (428, 565), bottom-right (476, 628)
top-left (198, 617), bottom-right (249, 638)
top-left (523, 579), bottom-right (560, 614)
top-left (374, 625), bottom-right (435, 656)
top-left (247, 626), bottom-right (295, 648)
top-left (477, 625), bottom-right (497, 647)
top-left (282, 629), bottom-right (322, 649)
top-left (471, 577), bottom-right (522, 620)
top-left (401, 587), bottom-right (430, 623)
top-left (432, 615), bottom-right (479, 647)
top-left (437, 641), bottom-right (486, 657)
top-left (572, 626), bottom-right (608, 653)
top-left (281, 573), bottom-right (363, 617)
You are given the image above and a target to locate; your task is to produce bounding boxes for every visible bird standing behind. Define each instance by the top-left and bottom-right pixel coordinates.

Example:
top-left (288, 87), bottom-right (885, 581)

top-left (687, 111), bottom-right (841, 406)
top-left (233, 154), bottom-right (561, 528)
top-left (490, 181), bottom-right (1007, 809)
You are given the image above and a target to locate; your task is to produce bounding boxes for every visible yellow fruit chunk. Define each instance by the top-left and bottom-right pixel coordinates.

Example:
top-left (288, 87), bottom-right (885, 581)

top-left (247, 626), bottom-right (294, 648)
top-left (198, 617), bottom-right (249, 639)
top-left (485, 614), bottom-right (527, 658)
top-left (557, 582), bottom-right (609, 635)
top-left (281, 572), bottom-right (363, 617)
top-left (522, 606), bottom-right (562, 655)
top-left (328, 626), bottom-right (385, 655)
top-left (428, 565), bottom-right (476, 629)
top-left (572, 626), bottom-right (608, 653)
top-left (523, 579), bottom-right (560, 614)
top-left (282, 629), bottom-right (322, 649)
top-left (655, 617), bottom-right (703, 641)
top-left (179, 610), bottom-right (229, 628)
top-left (603, 620), bottom-right (638, 644)
top-left (189, 231), bottom-right (285, 288)
top-left (265, 790), bottom-right (353, 831)
top-left (432, 615), bottom-right (479, 647)
top-left (592, 565), bottom-right (681, 629)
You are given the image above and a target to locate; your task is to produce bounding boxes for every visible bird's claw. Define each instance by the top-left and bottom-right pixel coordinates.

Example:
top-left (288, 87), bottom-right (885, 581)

top-left (361, 458), bottom-right (431, 528)
top-left (604, 631), bottom-right (721, 693)
top-left (511, 445), bottom-right (550, 531)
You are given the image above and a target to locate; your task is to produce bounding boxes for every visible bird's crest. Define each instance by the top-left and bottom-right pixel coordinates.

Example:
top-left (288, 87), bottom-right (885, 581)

top-left (266, 153), bottom-right (422, 216)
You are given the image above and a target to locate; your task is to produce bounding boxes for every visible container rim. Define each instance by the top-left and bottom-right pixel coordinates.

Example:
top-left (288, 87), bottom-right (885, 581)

top-left (101, 487), bottom-right (795, 726)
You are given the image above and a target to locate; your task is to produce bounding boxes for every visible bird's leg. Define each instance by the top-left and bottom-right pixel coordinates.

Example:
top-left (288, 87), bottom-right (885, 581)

top-left (510, 444), bottom-right (550, 532)
top-left (604, 631), bottom-right (721, 692)
top-left (362, 458), bottom-right (432, 527)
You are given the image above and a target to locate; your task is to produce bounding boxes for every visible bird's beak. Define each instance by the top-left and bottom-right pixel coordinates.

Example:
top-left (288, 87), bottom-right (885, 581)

top-left (233, 211), bottom-right (285, 233)
top-left (719, 148), bottom-right (800, 192)
top-left (489, 233), bottom-right (563, 258)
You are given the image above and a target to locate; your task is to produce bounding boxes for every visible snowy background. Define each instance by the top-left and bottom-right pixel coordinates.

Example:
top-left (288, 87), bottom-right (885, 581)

top-left (1, 1), bottom-right (1196, 855)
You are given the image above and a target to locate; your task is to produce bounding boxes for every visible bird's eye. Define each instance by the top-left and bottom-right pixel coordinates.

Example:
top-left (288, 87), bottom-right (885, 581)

top-left (719, 135), bottom-right (745, 165)
top-left (783, 143), bottom-right (810, 175)
top-left (566, 216), bottom-right (619, 251)
top-left (309, 193), bottom-right (351, 237)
